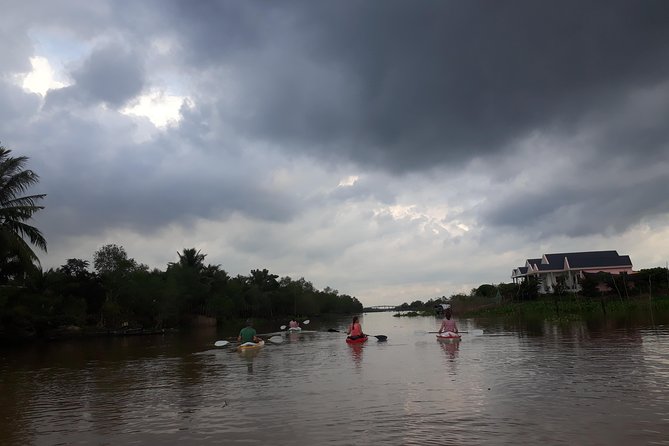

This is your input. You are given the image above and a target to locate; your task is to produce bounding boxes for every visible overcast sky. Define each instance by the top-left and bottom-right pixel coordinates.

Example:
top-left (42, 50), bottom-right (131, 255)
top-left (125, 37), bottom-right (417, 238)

top-left (2, 0), bottom-right (668, 306)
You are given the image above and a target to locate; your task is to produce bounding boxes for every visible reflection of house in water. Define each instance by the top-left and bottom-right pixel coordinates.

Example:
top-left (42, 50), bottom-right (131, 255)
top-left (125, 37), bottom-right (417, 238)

top-left (511, 250), bottom-right (634, 294)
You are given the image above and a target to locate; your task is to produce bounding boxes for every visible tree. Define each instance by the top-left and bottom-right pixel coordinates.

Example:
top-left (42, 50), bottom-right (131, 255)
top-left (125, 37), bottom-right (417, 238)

top-left (60, 258), bottom-right (92, 279)
top-left (168, 248), bottom-right (206, 272)
top-left (0, 145), bottom-right (47, 283)
top-left (474, 284), bottom-right (497, 298)
top-left (552, 276), bottom-right (567, 297)
top-left (93, 244), bottom-right (142, 327)
top-left (518, 276), bottom-right (540, 301)
top-left (93, 244), bottom-right (139, 276)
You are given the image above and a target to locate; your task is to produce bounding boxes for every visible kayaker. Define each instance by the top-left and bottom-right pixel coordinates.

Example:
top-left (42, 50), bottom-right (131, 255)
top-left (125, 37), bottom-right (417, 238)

top-left (346, 316), bottom-right (365, 340)
top-left (289, 318), bottom-right (300, 329)
top-left (438, 308), bottom-right (458, 334)
top-left (238, 319), bottom-right (261, 344)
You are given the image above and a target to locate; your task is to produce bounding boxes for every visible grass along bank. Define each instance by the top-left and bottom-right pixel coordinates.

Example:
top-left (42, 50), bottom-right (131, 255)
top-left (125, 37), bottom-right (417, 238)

top-left (459, 294), bottom-right (669, 323)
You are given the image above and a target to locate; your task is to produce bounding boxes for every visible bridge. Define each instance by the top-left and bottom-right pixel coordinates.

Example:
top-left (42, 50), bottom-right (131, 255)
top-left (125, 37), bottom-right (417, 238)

top-left (362, 305), bottom-right (399, 312)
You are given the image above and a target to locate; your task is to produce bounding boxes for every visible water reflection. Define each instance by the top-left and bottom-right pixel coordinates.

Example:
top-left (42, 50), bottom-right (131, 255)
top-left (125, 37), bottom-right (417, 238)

top-left (238, 349), bottom-right (261, 376)
top-left (438, 338), bottom-right (460, 360)
top-left (347, 343), bottom-right (364, 369)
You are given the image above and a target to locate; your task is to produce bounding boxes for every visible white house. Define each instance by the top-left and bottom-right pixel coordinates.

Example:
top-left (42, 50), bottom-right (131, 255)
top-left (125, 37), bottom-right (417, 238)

top-left (511, 250), bottom-right (634, 294)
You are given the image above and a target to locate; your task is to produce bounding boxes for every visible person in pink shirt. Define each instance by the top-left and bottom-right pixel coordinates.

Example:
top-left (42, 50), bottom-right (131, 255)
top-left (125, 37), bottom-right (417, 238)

top-left (346, 316), bottom-right (365, 340)
top-left (289, 319), bottom-right (300, 329)
top-left (438, 308), bottom-right (458, 334)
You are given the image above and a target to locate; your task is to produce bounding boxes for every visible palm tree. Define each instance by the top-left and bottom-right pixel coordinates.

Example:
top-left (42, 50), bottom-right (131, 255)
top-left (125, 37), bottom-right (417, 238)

top-left (168, 248), bottom-right (206, 272)
top-left (0, 144), bottom-right (47, 282)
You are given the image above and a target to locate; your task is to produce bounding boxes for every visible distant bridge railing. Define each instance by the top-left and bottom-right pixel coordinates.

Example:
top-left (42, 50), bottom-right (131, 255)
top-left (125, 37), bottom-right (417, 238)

top-left (363, 305), bottom-right (399, 312)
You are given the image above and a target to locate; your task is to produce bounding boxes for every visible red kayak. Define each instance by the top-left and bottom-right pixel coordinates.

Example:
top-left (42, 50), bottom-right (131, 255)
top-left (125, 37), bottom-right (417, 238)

top-left (346, 335), bottom-right (368, 344)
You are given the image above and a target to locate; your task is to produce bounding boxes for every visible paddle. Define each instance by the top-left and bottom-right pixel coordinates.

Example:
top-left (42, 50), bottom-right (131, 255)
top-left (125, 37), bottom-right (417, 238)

top-left (414, 329), bottom-right (484, 336)
top-left (327, 328), bottom-right (387, 342)
top-left (264, 335), bottom-right (284, 343)
top-left (214, 335), bottom-right (283, 347)
top-left (280, 319), bottom-right (310, 330)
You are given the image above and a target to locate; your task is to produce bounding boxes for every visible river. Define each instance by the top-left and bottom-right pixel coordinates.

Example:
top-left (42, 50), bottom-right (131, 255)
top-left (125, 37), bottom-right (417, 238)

top-left (1, 311), bottom-right (668, 445)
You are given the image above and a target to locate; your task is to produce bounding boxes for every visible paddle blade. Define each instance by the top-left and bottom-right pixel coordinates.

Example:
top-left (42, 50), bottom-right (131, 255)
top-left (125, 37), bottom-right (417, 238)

top-left (303, 319), bottom-right (310, 325)
top-left (214, 340), bottom-right (229, 347)
top-left (373, 335), bottom-right (387, 342)
top-left (327, 328), bottom-right (340, 333)
top-left (267, 335), bottom-right (284, 343)
top-left (280, 325), bottom-right (287, 330)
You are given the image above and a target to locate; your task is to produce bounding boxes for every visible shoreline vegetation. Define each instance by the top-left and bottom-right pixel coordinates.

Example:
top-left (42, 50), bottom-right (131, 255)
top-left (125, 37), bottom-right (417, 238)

top-left (387, 267), bottom-right (669, 324)
top-left (0, 245), bottom-right (363, 343)
top-left (392, 294), bottom-right (669, 322)
top-left (462, 294), bottom-right (669, 322)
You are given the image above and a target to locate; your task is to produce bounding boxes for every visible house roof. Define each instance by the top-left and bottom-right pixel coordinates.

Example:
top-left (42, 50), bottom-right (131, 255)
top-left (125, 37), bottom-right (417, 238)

top-left (513, 250), bottom-right (633, 278)
top-left (526, 258), bottom-right (541, 266)
top-left (544, 251), bottom-right (632, 269)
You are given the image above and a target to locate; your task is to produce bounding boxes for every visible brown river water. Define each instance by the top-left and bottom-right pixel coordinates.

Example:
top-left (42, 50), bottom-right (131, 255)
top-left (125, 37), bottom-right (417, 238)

top-left (1, 311), bottom-right (668, 445)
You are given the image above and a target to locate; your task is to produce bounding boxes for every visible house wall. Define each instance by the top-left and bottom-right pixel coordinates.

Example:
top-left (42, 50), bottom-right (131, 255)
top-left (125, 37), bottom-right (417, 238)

top-left (535, 267), bottom-right (634, 294)
top-left (580, 267), bottom-right (633, 274)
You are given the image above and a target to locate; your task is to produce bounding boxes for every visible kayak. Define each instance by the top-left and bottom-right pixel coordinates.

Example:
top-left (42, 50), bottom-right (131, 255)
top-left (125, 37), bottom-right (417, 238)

top-left (287, 327), bottom-right (302, 332)
top-left (346, 336), bottom-right (368, 344)
top-left (238, 340), bottom-right (265, 351)
top-left (436, 332), bottom-right (461, 342)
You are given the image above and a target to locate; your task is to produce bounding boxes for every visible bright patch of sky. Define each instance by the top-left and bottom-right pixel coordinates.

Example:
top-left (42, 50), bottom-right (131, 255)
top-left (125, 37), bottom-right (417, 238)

top-left (20, 56), bottom-right (69, 95)
top-left (121, 90), bottom-right (190, 128)
top-left (338, 175), bottom-right (359, 187)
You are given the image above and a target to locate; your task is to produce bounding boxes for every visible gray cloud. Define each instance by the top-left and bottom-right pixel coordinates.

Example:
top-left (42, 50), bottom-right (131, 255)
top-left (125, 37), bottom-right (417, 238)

top-left (157, 0), bottom-right (669, 171)
top-left (45, 43), bottom-right (146, 108)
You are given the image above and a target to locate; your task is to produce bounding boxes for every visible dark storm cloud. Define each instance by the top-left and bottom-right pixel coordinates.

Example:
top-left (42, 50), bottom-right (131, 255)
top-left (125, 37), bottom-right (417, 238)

top-left (160, 0), bottom-right (669, 171)
top-left (27, 121), bottom-right (300, 238)
top-left (46, 43), bottom-right (146, 108)
top-left (482, 170), bottom-right (669, 238)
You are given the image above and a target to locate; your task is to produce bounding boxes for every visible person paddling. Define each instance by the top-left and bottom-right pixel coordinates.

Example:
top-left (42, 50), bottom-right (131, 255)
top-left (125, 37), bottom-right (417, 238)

top-left (238, 319), bottom-right (261, 344)
top-left (346, 316), bottom-right (366, 340)
top-left (438, 308), bottom-right (458, 335)
top-left (289, 318), bottom-right (300, 329)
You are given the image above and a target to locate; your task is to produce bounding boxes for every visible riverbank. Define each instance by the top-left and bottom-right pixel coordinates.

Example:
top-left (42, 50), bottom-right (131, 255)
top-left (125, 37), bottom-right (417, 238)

top-left (0, 313), bottom-right (340, 344)
top-left (460, 294), bottom-right (669, 322)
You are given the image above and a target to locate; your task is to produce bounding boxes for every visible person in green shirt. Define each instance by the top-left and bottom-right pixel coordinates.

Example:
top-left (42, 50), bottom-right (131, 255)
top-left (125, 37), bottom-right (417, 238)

top-left (238, 319), bottom-right (261, 344)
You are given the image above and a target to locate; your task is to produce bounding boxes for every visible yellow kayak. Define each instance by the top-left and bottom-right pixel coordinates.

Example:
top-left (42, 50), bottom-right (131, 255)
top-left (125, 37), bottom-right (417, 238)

top-left (237, 340), bottom-right (265, 351)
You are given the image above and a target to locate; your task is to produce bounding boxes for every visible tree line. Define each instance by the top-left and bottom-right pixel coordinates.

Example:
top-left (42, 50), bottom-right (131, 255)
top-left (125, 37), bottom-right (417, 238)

top-left (1, 245), bottom-right (363, 339)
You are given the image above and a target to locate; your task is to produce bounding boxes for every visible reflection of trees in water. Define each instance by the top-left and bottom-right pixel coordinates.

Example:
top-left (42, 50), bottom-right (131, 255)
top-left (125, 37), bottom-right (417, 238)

top-left (177, 356), bottom-right (206, 416)
top-left (473, 308), bottom-right (667, 341)
top-left (0, 364), bottom-right (35, 445)
top-left (175, 327), bottom-right (219, 416)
